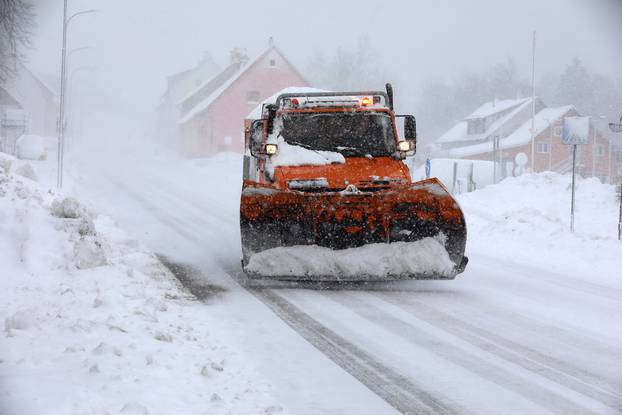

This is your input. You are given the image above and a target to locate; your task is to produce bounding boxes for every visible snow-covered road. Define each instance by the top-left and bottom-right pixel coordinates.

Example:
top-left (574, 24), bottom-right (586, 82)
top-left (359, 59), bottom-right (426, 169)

top-left (48, 145), bottom-right (622, 414)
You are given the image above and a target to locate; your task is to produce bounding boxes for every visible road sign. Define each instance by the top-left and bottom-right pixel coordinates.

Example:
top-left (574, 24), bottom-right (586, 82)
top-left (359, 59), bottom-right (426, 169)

top-left (562, 116), bottom-right (590, 145)
top-left (561, 117), bottom-right (590, 232)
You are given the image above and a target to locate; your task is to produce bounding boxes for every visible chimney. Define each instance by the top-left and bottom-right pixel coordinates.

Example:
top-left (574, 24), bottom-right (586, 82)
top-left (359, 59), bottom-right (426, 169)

top-left (229, 47), bottom-right (249, 66)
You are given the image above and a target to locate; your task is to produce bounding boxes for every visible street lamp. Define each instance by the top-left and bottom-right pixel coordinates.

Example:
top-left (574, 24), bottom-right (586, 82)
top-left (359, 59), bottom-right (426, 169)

top-left (608, 115), bottom-right (622, 240)
top-left (57, 1), bottom-right (97, 188)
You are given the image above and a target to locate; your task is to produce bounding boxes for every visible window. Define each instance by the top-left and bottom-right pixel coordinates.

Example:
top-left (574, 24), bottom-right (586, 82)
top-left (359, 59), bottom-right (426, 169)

top-left (594, 143), bottom-right (605, 157)
top-left (247, 90), bottom-right (260, 104)
top-left (467, 119), bottom-right (485, 135)
top-left (536, 142), bottom-right (550, 154)
top-left (554, 126), bottom-right (562, 137)
top-left (280, 112), bottom-right (396, 157)
top-left (269, 58), bottom-right (276, 68)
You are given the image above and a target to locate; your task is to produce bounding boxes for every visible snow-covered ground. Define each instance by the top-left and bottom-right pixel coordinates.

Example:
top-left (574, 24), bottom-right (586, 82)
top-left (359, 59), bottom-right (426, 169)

top-left (0, 152), bottom-right (285, 415)
top-left (3, 134), bottom-right (621, 414)
top-left (458, 171), bottom-right (622, 285)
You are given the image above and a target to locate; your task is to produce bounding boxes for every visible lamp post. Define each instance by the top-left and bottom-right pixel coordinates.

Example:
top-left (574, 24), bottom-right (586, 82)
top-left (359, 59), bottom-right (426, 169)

top-left (57, 1), bottom-right (97, 188)
top-left (608, 115), bottom-right (622, 240)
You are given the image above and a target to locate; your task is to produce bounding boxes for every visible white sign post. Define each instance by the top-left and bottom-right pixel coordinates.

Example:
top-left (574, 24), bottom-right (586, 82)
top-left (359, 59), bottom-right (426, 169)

top-left (563, 117), bottom-right (590, 232)
top-left (608, 115), bottom-right (622, 241)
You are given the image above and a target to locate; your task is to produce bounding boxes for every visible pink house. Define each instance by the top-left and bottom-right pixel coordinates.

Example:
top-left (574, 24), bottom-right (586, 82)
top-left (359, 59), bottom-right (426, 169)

top-left (178, 40), bottom-right (309, 157)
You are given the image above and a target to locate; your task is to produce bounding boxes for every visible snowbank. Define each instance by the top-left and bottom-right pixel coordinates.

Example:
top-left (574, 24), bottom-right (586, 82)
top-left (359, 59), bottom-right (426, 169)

top-left (246, 238), bottom-right (455, 280)
top-left (0, 153), bottom-right (283, 415)
top-left (16, 134), bottom-right (55, 160)
top-left (457, 172), bottom-right (622, 283)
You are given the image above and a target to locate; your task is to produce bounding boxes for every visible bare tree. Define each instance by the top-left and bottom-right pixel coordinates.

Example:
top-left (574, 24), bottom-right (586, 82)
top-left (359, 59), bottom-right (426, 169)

top-left (0, 0), bottom-right (34, 83)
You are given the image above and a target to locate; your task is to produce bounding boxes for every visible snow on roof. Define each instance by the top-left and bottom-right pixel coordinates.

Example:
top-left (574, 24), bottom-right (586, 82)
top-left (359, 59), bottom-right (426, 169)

top-left (178, 62), bottom-right (237, 105)
top-left (178, 61), bottom-right (252, 125)
top-left (465, 97), bottom-right (530, 120)
top-left (178, 47), bottom-right (278, 125)
top-left (447, 105), bottom-right (575, 158)
top-left (437, 98), bottom-right (533, 144)
top-left (246, 87), bottom-right (329, 119)
top-left (179, 44), bottom-right (309, 125)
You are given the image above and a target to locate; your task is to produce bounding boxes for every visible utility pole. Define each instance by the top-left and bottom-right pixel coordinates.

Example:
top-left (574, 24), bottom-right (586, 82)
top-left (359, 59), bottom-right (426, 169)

top-left (530, 31), bottom-right (536, 172)
top-left (57, 0), bottom-right (68, 188)
top-left (56, 3), bottom-right (96, 188)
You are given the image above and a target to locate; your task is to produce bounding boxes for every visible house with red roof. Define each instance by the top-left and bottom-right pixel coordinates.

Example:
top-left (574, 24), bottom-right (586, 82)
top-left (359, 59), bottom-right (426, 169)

top-left (434, 97), bottom-right (621, 183)
top-left (176, 39), bottom-right (309, 157)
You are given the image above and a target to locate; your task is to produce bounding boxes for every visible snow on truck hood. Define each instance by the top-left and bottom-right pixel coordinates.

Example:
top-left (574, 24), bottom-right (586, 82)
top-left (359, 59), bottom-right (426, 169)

top-left (265, 136), bottom-right (345, 179)
top-left (246, 238), bottom-right (455, 280)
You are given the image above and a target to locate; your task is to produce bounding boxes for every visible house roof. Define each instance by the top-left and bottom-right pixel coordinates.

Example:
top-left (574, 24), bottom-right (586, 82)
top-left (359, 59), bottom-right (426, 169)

top-left (447, 105), bottom-right (575, 158)
top-left (178, 61), bottom-right (240, 106)
top-left (437, 97), bottom-right (534, 144)
top-left (178, 44), bottom-right (307, 125)
top-left (465, 97), bottom-right (530, 120)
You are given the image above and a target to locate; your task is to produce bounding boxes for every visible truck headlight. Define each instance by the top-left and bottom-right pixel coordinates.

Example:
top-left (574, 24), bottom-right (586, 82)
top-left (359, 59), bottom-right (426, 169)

top-left (265, 144), bottom-right (278, 155)
top-left (397, 141), bottom-right (411, 152)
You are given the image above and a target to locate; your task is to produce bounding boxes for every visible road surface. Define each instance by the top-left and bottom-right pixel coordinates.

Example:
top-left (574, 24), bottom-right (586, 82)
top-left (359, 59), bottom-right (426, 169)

top-left (74, 155), bottom-right (622, 415)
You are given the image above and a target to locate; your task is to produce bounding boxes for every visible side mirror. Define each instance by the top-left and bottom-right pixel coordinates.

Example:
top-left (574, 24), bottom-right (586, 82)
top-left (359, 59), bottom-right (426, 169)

top-left (404, 115), bottom-right (416, 140)
top-left (265, 104), bottom-right (278, 135)
top-left (249, 119), bottom-right (264, 157)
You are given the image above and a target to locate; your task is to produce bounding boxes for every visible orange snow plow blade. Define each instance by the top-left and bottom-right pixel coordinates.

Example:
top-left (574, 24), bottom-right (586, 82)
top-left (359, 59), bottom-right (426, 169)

top-left (240, 177), bottom-right (468, 281)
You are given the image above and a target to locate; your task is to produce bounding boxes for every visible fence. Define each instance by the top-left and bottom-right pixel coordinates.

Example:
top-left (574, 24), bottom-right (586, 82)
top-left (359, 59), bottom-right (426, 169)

top-left (0, 109), bottom-right (29, 155)
top-left (412, 158), bottom-right (514, 194)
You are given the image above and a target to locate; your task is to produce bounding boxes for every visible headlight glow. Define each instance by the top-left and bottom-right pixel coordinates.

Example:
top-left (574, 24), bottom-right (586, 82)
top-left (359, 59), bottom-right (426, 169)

top-left (265, 144), bottom-right (278, 155)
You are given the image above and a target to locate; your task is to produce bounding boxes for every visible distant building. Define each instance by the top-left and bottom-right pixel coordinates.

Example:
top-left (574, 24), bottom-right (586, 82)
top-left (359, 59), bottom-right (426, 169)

top-left (434, 97), bottom-right (621, 183)
top-left (156, 52), bottom-right (222, 146)
top-left (174, 39), bottom-right (309, 157)
top-left (0, 63), bottom-right (58, 153)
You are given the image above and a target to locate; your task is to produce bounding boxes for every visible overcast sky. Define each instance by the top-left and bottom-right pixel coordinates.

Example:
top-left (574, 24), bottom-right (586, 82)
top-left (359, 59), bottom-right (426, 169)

top-left (27, 0), bottom-right (622, 124)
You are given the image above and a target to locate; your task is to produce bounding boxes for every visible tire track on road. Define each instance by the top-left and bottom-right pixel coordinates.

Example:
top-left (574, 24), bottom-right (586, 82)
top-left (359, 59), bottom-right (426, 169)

top-left (372, 291), bottom-right (622, 413)
top-left (247, 287), bottom-right (468, 415)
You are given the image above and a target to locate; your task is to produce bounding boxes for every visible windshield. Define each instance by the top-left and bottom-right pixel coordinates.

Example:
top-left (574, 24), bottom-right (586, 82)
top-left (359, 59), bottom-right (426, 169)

top-left (278, 112), bottom-right (396, 157)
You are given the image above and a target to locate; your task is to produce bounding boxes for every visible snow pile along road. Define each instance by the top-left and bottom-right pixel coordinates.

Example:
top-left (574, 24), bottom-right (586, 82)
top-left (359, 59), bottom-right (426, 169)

top-left (246, 238), bottom-right (455, 280)
top-left (0, 152), bottom-right (284, 415)
top-left (457, 171), bottom-right (622, 282)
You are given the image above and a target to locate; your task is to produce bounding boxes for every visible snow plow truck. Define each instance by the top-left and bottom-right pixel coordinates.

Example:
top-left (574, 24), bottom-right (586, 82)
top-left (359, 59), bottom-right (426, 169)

top-left (240, 84), bottom-right (467, 281)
